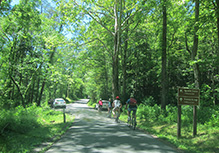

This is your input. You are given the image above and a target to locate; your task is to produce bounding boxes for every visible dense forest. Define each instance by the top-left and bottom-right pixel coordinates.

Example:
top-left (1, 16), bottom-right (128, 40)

top-left (0, 0), bottom-right (218, 108)
top-left (0, 0), bottom-right (219, 152)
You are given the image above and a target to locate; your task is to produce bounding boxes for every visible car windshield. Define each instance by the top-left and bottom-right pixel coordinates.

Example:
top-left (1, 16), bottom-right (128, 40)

top-left (56, 100), bottom-right (64, 102)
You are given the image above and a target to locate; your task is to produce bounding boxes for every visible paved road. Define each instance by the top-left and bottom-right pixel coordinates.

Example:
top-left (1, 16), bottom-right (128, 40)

top-left (45, 99), bottom-right (180, 153)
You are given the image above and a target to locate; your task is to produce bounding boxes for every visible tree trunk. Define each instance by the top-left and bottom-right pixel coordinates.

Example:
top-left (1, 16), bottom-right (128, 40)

top-left (30, 77), bottom-right (35, 103)
top-left (35, 77), bottom-right (40, 103)
top-left (192, 0), bottom-right (200, 137)
top-left (192, 0), bottom-right (200, 89)
top-left (112, 0), bottom-right (120, 99)
top-left (104, 55), bottom-right (109, 97)
top-left (216, 0), bottom-right (219, 105)
top-left (216, 0), bottom-right (219, 56)
top-left (38, 80), bottom-right (45, 106)
top-left (122, 17), bottom-right (129, 102)
top-left (161, 0), bottom-right (167, 110)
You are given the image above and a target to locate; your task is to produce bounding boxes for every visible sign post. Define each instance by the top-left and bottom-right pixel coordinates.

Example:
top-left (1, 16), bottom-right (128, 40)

top-left (177, 105), bottom-right (181, 137)
top-left (177, 87), bottom-right (200, 137)
top-left (63, 108), bottom-right (66, 123)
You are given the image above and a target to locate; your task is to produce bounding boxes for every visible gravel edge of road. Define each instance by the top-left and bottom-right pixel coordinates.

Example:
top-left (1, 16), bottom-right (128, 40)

top-left (31, 119), bottom-right (74, 153)
top-left (134, 127), bottom-right (185, 153)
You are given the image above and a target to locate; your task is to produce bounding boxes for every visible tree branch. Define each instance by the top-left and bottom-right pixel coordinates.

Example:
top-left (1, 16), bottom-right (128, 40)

top-left (185, 32), bottom-right (191, 55)
top-left (0, 25), bottom-right (10, 41)
top-left (73, 0), bottom-right (114, 37)
top-left (121, 8), bottom-right (142, 27)
top-left (10, 76), bottom-right (25, 107)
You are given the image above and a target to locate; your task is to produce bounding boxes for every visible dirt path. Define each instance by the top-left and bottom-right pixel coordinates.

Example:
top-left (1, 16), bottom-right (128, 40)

top-left (45, 99), bottom-right (180, 153)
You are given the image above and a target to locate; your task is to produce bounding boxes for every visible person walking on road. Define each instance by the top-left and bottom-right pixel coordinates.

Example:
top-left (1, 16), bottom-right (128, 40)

top-left (126, 95), bottom-right (138, 124)
top-left (112, 96), bottom-right (122, 123)
top-left (107, 98), bottom-right (112, 118)
top-left (98, 98), bottom-right (103, 111)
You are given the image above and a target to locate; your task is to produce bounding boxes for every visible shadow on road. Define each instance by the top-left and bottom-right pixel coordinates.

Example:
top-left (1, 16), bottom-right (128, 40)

top-left (45, 99), bottom-right (179, 153)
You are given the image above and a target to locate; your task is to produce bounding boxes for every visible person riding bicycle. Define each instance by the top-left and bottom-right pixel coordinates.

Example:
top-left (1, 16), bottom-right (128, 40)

top-left (112, 96), bottom-right (122, 122)
top-left (126, 95), bottom-right (137, 124)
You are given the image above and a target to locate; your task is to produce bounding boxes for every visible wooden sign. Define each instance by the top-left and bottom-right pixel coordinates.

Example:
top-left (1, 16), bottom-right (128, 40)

top-left (178, 88), bottom-right (200, 106)
top-left (177, 87), bottom-right (200, 138)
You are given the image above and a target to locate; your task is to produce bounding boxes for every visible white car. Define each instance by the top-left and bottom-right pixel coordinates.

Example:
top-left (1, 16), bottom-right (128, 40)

top-left (53, 98), bottom-right (66, 109)
top-left (95, 100), bottom-right (109, 110)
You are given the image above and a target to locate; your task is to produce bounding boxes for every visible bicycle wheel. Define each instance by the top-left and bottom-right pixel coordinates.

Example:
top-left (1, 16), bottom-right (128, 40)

top-left (115, 109), bottom-right (120, 122)
top-left (131, 117), bottom-right (135, 130)
top-left (131, 112), bottom-right (136, 130)
top-left (133, 117), bottom-right (136, 130)
top-left (127, 114), bottom-right (131, 128)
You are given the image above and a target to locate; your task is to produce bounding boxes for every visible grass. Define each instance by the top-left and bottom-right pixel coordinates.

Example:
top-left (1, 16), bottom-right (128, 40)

top-left (139, 122), bottom-right (219, 153)
top-left (0, 105), bottom-right (74, 153)
top-left (119, 107), bottom-right (219, 153)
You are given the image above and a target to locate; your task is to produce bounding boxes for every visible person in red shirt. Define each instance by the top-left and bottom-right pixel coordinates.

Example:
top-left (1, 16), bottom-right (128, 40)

top-left (126, 95), bottom-right (137, 124)
top-left (98, 98), bottom-right (103, 111)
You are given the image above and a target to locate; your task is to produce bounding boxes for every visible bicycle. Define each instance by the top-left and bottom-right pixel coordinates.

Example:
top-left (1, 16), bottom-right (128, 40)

top-left (128, 111), bottom-right (136, 130)
top-left (113, 107), bottom-right (120, 122)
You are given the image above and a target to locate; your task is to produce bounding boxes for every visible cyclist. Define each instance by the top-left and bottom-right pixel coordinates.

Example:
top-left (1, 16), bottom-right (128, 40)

top-left (112, 96), bottom-right (122, 122)
top-left (126, 95), bottom-right (137, 125)
top-left (107, 98), bottom-right (112, 118)
top-left (98, 98), bottom-right (103, 111)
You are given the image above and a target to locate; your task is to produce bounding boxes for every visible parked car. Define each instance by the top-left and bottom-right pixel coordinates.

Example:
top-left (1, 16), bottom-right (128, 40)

top-left (53, 98), bottom-right (66, 109)
top-left (95, 100), bottom-right (109, 110)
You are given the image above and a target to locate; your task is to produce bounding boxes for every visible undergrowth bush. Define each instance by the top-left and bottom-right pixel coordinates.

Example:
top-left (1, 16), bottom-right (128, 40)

top-left (136, 103), bottom-right (219, 127)
top-left (203, 106), bottom-right (219, 127)
top-left (132, 104), bottom-right (219, 153)
top-left (137, 104), bottom-right (162, 122)
top-left (0, 103), bottom-right (73, 153)
top-left (87, 99), bottom-right (96, 108)
top-left (0, 103), bottom-right (62, 136)
top-left (0, 104), bottom-right (41, 135)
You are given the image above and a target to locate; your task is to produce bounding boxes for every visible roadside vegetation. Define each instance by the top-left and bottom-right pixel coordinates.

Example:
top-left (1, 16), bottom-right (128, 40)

top-left (122, 104), bottom-right (219, 153)
top-left (0, 104), bottom-right (74, 153)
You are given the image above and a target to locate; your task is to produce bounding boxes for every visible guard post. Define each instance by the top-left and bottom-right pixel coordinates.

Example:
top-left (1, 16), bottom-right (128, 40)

top-left (63, 108), bottom-right (66, 123)
top-left (177, 87), bottom-right (200, 138)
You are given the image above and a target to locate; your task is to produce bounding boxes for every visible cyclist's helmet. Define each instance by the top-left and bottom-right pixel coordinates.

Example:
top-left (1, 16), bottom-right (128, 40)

top-left (116, 96), bottom-right (119, 99)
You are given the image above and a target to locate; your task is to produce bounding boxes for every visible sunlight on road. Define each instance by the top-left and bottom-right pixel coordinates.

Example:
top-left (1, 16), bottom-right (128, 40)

top-left (45, 99), bottom-right (179, 153)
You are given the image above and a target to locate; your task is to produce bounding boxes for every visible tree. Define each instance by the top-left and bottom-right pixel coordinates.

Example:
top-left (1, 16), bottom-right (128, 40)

top-left (161, 0), bottom-right (167, 110)
top-left (69, 0), bottom-right (146, 99)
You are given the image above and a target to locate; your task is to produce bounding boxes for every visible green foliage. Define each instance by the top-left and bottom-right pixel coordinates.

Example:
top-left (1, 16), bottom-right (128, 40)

top-left (87, 99), bottom-right (97, 108)
top-left (137, 103), bottom-right (177, 124)
top-left (1, 0), bottom-right (219, 109)
top-left (0, 104), bottom-right (40, 135)
top-left (0, 104), bottom-right (73, 153)
top-left (141, 96), bottom-right (156, 106)
top-left (137, 104), bottom-right (161, 121)
top-left (203, 107), bottom-right (219, 127)
top-left (200, 84), bottom-right (215, 107)
top-left (137, 103), bottom-right (219, 127)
